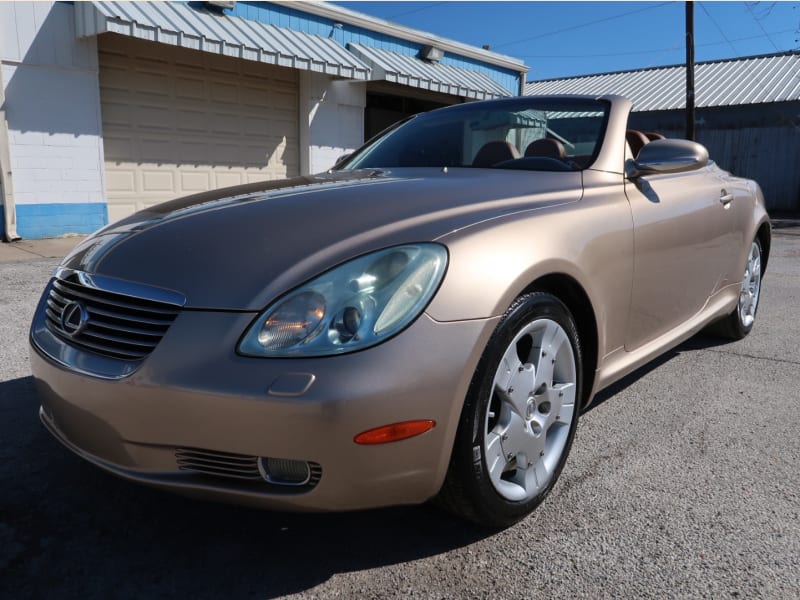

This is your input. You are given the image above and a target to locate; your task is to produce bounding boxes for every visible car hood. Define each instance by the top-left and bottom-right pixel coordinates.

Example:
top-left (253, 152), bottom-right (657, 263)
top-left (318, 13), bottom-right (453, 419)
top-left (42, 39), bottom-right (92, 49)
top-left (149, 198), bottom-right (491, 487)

top-left (61, 168), bottom-right (582, 310)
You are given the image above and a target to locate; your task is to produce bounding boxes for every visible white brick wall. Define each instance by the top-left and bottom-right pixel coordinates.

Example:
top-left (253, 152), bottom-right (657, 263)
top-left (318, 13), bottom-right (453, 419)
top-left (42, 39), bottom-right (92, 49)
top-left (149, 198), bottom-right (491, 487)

top-left (1, 1), bottom-right (106, 235)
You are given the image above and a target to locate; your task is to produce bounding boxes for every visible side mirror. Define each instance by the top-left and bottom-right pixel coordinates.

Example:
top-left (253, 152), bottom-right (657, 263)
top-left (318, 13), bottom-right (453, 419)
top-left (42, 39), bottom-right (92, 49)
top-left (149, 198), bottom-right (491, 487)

top-left (625, 139), bottom-right (709, 178)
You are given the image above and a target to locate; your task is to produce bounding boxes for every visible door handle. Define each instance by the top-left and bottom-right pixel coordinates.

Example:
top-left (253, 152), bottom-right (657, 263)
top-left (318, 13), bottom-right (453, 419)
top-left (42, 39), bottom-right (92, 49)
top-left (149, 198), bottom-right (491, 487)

top-left (719, 190), bottom-right (734, 207)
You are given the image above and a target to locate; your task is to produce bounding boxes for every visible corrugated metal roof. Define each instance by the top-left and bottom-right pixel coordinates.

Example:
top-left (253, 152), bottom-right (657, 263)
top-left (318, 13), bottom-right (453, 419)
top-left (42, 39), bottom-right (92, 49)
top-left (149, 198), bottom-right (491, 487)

top-left (75, 1), bottom-right (371, 80)
top-left (348, 43), bottom-right (512, 100)
top-left (525, 52), bottom-right (800, 111)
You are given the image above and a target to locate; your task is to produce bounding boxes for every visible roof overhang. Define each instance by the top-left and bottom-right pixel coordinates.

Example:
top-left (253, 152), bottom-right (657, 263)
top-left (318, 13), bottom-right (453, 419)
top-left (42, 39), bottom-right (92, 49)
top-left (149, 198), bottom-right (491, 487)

top-left (348, 43), bottom-right (512, 100)
top-left (75, 1), bottom-right (371, 80)
top-left (271, 0), bottom-right (528, 75)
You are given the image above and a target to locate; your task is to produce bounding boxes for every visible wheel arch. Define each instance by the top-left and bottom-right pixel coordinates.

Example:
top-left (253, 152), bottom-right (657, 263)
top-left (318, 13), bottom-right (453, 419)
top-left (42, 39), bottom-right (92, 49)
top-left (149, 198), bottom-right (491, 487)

top-left (521, 273), bottom-right (598, 410)
top-left (756, 221), bottom-right (771, 275)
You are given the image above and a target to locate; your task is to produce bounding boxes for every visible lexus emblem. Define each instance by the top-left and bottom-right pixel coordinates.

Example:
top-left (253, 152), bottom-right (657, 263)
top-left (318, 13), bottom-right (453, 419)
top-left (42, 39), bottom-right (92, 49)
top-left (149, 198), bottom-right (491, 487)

top-left (60, 301), bottom-right (89, 337)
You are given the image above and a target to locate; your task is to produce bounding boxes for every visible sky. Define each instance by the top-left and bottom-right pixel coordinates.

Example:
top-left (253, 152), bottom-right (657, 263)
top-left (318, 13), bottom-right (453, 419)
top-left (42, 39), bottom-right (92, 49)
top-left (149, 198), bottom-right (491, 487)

top-left (333, 1), bottom-right (799, 81)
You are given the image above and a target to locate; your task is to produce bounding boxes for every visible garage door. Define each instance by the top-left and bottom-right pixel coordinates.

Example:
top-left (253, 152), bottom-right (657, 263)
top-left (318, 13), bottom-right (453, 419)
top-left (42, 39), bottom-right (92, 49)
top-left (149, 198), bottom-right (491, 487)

top-left (98, 35), bottom-right (299, 224)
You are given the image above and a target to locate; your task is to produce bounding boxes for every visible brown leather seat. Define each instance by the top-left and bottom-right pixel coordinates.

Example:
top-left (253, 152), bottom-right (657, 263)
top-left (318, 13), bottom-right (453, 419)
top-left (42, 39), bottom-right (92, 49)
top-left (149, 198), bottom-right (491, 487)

top-left (644, 132), bottom-right (665, 141)
top-left (626, 129), bottom-right (650, 158)
top-left (524, 138), bottom-right (567, 159)
top-left (472, 141), bottom-right (520, 167)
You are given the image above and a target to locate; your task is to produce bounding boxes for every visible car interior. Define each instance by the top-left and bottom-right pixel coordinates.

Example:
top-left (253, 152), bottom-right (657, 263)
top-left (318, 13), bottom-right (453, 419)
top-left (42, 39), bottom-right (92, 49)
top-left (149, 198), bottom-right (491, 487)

top-left (625, 129), bottom-right (666, 159)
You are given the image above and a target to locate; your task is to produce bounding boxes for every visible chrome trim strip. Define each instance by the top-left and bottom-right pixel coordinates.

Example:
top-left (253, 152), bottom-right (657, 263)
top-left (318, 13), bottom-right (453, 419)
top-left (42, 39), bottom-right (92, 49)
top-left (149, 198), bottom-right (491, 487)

top-left (54, 267), bottom-right (186, 307)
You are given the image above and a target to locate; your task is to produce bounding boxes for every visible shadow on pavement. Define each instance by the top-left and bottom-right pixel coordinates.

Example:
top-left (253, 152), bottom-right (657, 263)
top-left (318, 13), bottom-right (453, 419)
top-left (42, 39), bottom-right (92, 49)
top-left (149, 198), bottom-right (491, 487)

top-left (584, 332), bottom-right (734, 413)
top-left (0, 376), bottom-right (488, 599)
top-left (0, 331), bottom-right (737, 598)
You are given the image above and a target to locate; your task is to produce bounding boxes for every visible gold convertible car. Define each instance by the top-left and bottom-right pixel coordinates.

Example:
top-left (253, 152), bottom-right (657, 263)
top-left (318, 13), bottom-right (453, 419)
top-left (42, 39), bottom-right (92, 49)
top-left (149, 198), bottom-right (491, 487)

top-left (30, 96), bottom-right (770, 528)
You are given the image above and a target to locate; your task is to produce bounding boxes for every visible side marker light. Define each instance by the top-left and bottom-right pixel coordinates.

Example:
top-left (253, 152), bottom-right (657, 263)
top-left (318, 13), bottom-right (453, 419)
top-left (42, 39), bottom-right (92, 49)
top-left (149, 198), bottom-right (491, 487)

top-left (354, 420), bottom-right (436, 445)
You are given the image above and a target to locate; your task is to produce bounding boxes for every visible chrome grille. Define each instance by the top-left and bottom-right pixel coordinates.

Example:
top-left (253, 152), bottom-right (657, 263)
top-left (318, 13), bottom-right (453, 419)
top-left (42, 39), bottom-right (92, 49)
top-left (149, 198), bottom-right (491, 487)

top-left (176, 447), bottom-right (322, 489)
top-left (44, 275), bottom-right (182, 361)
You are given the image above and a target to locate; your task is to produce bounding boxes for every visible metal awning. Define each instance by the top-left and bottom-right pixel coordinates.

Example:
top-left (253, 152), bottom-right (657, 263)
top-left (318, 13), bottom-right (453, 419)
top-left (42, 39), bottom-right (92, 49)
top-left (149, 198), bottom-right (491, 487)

top-left (75, 1), bottom-right (370, 80)
top-left (348, 43), bottom-right (512, 100)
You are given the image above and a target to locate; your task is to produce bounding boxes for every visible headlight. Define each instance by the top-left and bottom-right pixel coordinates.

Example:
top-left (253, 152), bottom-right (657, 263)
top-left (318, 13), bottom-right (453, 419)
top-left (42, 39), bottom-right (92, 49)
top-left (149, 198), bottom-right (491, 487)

top-left (238, 244), bottom-right (448, 357)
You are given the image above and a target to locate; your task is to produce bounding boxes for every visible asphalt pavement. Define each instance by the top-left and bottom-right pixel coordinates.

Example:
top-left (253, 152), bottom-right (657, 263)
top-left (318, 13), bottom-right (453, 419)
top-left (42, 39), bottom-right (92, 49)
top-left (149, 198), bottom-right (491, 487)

top-left (1, 230), bottom-right (798, 599)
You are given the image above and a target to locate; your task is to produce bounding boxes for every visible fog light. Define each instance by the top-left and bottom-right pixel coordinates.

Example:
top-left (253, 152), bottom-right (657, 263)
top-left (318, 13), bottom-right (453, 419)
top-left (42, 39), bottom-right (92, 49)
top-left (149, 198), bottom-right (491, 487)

top-left (257, 457), bottom-right (311, 486)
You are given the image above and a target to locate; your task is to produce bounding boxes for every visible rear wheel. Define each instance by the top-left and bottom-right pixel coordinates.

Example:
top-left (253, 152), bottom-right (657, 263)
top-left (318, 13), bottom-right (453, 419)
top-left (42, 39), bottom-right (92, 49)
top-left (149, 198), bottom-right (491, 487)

top-left (711, 238), bottom-right (762, 340)
top-left (437, 293), bottom-right (582, 529)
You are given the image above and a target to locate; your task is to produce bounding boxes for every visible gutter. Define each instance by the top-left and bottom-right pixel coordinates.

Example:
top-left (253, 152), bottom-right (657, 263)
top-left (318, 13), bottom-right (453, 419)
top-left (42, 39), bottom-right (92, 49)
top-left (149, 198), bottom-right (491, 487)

top-left (0, 57), bottom-right (20, 241)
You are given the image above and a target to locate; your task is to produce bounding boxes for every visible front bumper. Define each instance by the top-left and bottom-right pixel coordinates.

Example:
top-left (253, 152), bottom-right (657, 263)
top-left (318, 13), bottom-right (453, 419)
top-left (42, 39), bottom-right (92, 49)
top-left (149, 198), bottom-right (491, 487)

top-left (31, 301), bottom-right (498, 512)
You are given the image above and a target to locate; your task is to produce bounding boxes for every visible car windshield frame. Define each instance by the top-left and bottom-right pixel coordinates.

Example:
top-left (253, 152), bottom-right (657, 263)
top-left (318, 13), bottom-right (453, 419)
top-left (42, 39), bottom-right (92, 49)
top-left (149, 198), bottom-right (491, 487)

top-left (337, 97), bottom-right (611, 173)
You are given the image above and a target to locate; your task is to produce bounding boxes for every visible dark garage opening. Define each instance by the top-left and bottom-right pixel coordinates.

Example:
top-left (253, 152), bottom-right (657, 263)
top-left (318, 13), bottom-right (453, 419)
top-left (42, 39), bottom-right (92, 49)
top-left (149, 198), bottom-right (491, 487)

top-left (364, 92), bottom-right (450, 141)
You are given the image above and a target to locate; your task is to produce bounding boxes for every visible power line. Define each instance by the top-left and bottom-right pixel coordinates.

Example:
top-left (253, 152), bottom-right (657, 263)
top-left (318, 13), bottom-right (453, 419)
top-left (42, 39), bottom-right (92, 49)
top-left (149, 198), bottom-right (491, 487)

top-left (493, 2), bottom-right (674, 49)
top-left (516, 28), bottom-right (796, 59)
top-left (700, 2), bottom-right (740, 55)
top-left (745, 1), bottom-right (782, 52)
top-left (746, 1), bottom-right (778, 21)
top-left (384, 2), bottom-right (446, 20)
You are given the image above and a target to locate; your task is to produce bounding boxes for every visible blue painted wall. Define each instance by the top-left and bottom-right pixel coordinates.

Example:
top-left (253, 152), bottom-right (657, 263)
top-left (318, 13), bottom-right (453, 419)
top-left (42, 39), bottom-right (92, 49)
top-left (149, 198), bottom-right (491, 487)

top-left (229, 2), bottom-right (521, 94)
top-left (16, 204), bottom-right (107, 240)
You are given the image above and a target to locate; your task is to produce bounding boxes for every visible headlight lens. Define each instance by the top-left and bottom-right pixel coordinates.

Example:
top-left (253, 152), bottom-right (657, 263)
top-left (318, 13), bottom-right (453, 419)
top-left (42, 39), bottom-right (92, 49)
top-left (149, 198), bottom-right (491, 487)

top-left (238, 244), bottom-right (448, 357)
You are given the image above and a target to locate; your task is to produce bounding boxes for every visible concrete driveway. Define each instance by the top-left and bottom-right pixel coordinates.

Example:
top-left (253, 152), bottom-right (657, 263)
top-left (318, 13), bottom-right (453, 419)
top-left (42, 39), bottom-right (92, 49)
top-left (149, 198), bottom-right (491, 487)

top-left (1, 231), bottom-right (798, 599)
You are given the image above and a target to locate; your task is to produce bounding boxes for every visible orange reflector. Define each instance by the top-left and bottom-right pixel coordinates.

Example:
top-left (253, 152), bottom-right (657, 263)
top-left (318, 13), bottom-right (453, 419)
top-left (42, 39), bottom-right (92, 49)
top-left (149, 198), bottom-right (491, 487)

top-left (354, 420), bottom-right (436, 445)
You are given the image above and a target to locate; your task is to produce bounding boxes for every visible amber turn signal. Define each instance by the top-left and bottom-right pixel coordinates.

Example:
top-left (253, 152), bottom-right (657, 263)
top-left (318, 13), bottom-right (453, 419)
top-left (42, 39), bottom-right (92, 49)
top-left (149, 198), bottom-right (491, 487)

top-left (354, 420), bottom-right (436, 445)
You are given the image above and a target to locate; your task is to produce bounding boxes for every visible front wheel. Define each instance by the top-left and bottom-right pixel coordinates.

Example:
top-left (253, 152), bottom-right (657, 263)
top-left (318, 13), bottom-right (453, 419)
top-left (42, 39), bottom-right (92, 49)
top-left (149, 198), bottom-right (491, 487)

top-left (437, 293), bottom-right (582, 529)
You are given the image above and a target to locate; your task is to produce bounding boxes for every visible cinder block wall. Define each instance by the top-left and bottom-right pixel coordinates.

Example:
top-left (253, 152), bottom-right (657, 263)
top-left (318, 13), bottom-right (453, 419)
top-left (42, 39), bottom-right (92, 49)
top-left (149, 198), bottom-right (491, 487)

top-left (1, 1), bottom-right (107, 239)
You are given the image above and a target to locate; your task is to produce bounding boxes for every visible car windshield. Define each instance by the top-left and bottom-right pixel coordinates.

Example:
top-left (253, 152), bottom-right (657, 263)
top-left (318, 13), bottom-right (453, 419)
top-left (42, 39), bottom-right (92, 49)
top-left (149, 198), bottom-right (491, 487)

top-left (339, 97), bottom-right (609, 173)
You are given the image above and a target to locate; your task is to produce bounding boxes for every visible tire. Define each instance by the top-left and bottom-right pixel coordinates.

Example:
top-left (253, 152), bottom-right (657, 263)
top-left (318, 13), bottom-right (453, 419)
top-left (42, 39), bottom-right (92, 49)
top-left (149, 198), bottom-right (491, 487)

top-left (710, 238), bottom-right (763, 340)
top-left (437, 292), bottom-right (582, 529)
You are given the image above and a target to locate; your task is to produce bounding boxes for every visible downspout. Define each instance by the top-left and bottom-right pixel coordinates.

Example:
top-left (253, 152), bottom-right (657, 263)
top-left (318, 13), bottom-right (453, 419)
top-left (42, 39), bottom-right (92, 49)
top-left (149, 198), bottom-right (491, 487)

top-left (0, 54), bottom-right (20, 241)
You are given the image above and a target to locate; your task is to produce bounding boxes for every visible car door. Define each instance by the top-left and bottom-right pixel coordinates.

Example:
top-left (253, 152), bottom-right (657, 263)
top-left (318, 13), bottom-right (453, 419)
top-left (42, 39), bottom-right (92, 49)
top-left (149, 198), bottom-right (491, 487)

top-left (623, 168), bottom-right (732, 351)
top-left (713, 171), bottom-right (758, 288)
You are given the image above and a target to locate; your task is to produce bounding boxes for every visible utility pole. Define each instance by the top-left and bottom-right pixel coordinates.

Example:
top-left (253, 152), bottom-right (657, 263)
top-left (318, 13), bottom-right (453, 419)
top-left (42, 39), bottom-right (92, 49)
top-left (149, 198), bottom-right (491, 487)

top-left (685, 1), bottom-right (696, 141)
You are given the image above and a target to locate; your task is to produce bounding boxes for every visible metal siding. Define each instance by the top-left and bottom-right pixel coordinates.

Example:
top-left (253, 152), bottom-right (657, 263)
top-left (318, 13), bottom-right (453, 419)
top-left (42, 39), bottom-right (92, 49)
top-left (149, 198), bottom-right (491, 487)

top-left (701, 127), bottom-right (800, 212)
top-left (229, 1), bottom-right (520, 94)
top-left (77, 1), bottom-right (370, 80)
top-left (627, 124), bottom-right (799, 213)
top-left (526, 52), bottom-right (800, 111)
top-left (237, 2), bottom-right (426, 55)
top-left (231, 1), bottom-right (332, 36)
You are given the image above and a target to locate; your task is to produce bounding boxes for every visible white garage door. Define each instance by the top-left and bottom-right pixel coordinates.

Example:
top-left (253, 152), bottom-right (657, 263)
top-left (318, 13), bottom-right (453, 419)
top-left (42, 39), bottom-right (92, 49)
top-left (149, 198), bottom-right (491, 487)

top-left (98, 35), bottom-right (299, 224)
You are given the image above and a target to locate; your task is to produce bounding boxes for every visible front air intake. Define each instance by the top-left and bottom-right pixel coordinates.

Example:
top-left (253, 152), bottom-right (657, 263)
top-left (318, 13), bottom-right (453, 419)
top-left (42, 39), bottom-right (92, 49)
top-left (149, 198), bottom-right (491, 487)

top-left (176, 447), bottom-right (321, 490)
